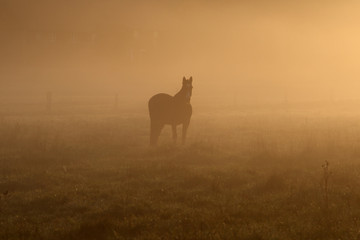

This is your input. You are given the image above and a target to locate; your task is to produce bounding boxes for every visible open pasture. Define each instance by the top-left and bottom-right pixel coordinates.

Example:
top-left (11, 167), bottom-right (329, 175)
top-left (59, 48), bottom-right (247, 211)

top-left (1, 109), bottom-right (360, 239)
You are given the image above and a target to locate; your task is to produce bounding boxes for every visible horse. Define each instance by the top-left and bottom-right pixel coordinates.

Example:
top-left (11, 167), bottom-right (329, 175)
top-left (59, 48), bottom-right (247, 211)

top-left (148, 76), bottom-right (193, 146)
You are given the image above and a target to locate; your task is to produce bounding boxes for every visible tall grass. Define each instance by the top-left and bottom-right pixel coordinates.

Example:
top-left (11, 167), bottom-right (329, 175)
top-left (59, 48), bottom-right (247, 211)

top-left (1, 112), bottom-right (360, 239)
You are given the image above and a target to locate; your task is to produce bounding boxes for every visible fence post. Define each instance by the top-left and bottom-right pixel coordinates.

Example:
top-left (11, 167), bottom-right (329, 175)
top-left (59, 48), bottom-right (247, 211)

top-left (233, 93), bottom-right (237, 108)
top-left (114, 93), bottom-right (119, 110)
top-left (46, 91), bottom-right (52, 113)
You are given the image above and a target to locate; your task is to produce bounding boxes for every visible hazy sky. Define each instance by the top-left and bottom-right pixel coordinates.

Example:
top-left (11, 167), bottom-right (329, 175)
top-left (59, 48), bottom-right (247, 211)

top-left (1, 0), bottom-right (360, 102)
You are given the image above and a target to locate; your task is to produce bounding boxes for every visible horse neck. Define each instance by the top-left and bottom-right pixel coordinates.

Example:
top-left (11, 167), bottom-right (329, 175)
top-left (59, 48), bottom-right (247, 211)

top-left (174, 87), bottom-right (189, 102)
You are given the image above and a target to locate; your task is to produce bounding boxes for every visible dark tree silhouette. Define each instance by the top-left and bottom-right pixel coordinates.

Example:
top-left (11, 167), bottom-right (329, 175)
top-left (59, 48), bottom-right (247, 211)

top-left (148, 77), bottom-right (193, 146)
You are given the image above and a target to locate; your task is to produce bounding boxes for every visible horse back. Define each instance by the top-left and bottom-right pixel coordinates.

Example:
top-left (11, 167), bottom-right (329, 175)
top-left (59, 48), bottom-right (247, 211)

top-left (148, 93), bottom-right (174, 122)
top-left (148, 93), bottom-right (192, 125)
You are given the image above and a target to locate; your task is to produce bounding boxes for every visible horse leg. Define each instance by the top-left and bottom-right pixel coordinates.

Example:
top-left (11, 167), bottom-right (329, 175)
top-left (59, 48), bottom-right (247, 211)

top-left (150, 121), bottom-right (163, 146)
top-left (172, 124), bottom-right (177, 144)
top-left (182, 121), bottom-right (190, 145)
top-left (150, 120), bottom-right (157, 146)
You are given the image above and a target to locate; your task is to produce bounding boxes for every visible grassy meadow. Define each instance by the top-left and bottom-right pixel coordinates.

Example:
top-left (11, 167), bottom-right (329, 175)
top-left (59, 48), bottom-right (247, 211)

top-left (1, 106), bottom-right (360, 239)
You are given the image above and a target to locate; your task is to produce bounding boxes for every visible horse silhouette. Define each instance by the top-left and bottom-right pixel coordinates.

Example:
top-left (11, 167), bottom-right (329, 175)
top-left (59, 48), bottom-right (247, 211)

top-left (148, 77), bottom-right (193, 146)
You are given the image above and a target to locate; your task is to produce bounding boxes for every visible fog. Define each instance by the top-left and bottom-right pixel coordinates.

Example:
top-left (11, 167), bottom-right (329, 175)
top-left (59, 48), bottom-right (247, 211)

top-left (1, 0), bottom-right (360, 107)
top-left (4, 2), bottom-right (360, 238)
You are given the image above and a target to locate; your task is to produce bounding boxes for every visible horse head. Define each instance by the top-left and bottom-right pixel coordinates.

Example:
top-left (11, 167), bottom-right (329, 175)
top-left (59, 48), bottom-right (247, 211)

top-left (182, 76), bottom-right (193, 103)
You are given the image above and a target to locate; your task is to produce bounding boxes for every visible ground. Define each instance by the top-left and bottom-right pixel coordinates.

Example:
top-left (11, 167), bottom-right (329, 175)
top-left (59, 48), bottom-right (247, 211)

top-left (1, 109), bottom-right (360, 239)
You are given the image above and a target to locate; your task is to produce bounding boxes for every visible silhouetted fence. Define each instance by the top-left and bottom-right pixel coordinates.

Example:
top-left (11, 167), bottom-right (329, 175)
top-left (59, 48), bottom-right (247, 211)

top-left (0, 93), bottom-right (142, 115)
top-left (0, 92), bottom-right (351, 116)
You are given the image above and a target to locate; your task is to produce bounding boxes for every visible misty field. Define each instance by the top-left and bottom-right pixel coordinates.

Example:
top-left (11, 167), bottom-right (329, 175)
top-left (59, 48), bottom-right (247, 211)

top-left (1, 109), bottom-right (360, 240)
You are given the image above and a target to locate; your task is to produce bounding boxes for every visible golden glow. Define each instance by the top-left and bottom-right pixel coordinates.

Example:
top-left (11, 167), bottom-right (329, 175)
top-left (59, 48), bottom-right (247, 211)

top-left (1, 1), bottom-right (360, 106)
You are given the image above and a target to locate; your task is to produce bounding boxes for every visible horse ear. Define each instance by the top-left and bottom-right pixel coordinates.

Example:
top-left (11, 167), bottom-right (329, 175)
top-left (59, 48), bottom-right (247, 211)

top-left (189, 76), bottom-right (193, 83)
top-left (183, 77), bottom-right (186, 83)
